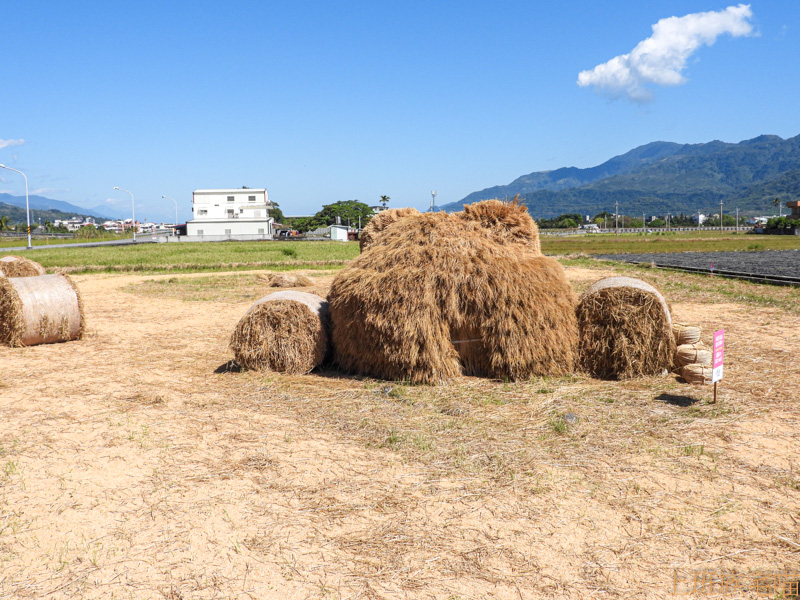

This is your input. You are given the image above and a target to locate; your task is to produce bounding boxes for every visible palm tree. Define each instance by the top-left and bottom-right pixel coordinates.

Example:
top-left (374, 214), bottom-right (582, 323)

top-left (0, 216), bottom-right (10, 232)
top-left (379, 195), bottom-right (390, 210)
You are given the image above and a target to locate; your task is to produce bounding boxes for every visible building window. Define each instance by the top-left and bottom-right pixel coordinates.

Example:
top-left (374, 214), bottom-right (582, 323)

top-left (225, 229), bottom-right (231, 235)
top-left (240, 208), bottom-right (244, 213)
top-left (227, 209), bottom-right (234, 219)
top-left (197, 229), bottom-right (203, 235)
top-left (258, 228), bottom-right (264, 234)
top-left (198, 209), bottom-right (207, 216)
top-left (248, 195), bottom-right (256, 202)
top-left (227, 196), bottom-right (234, 202)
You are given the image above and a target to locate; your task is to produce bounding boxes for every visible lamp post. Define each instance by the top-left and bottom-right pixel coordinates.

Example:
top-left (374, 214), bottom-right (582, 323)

top-left (162, 195), bottom-right (178, 228)
top-left (0, 164), bottom-right (31, 249)
top-left (114, 186), bottom-right (136, 241)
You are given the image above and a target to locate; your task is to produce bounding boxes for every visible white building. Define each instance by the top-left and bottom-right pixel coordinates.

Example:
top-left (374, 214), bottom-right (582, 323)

top-left (329, 224), bottom-right (349, 241)
top-left (186, 189), bottom-right (274, 238)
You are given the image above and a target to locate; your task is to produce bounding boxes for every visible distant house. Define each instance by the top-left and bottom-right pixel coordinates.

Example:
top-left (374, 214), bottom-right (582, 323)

top-left (186, 189), bottom-right (274, 238)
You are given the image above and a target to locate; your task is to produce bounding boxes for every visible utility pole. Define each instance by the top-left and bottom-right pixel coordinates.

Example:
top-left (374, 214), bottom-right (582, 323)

top-left (736, 207), bottom-right (739, 232)
top-left (615, 200), bottom-right (619, 235)
top-left (643, 213), bottom-right (646, 233)
top-left (430, 190), bottom-right (437, 213)
top-left (719, 200), bottom-right (723, 233)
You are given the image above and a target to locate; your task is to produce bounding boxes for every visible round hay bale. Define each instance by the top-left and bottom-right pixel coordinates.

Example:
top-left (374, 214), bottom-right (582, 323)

top-left (673, 323), bottom-right (701, 345)
top-left (329, 210), bottom-right (577, 384)
top-left (675, 343), bottom-right (712, 368)
top-left (0, 255), bottom-right (46, 278)
top-left (229, 291), bottom-right (329, 374)
top-left (359, 207), bottom-right (421, 252)
top-left (261, 272), bottom-right (314, 288)
top-left (456, 197), bottom-right (541, 255)
top-left (0, 274), bottom-right (85, 347)
top-left (682, 364), bottom-right (713, 385)
top-left (576, 276), bottom-right (675, 380)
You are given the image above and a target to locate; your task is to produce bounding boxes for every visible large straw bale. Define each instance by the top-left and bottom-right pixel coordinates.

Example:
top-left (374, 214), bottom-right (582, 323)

top-left (260, 272), bottom-right (314, 288)
top-left (229, 291), bottom-right (329, 374)
top-left (329, 210), bottom-right (577, 384)
top-left (457, 198), bottom-right (541, 255)
top-left (0, 255), bottom-right (46, 278)
top-left (359, 207), bottom-right (421, 251)
top-left (577, 276), bottom-right (675, 380)
top-left (0, 274), bottom-right (85, 347)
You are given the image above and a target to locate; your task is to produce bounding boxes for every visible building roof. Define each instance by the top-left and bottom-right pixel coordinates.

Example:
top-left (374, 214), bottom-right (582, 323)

top-left (193, 189), bottom-right (267, 194)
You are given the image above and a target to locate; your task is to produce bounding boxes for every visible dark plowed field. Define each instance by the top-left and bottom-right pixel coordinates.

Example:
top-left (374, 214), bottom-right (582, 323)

top-left (600, 249), bottom-right (800, 280)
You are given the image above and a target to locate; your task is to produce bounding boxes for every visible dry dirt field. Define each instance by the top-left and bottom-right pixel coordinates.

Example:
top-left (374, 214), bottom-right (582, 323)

top-left (1, 263), bottom-right (799, 599)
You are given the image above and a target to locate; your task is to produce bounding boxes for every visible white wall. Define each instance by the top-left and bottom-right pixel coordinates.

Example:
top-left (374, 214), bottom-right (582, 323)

top-left (187, 188), bottom-right (273, 236)
top-left (187, 218), bottom-right (273, 237)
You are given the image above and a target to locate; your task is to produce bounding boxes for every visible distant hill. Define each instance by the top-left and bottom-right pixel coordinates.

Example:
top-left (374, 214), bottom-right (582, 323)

top-left (0, 193), bottom-right (116, 221)
top-left (441, 134), bottom-right (800, 218)
top-left (0, 201), bottom-right (104, 226)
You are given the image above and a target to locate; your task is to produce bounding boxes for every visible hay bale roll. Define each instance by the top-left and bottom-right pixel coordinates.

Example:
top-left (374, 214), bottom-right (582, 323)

top-left (0, 274), bottom-right (84, 347)
top-left (260, 272), bottom-right (314, 288)
top-left (675, 343), bottom-right (712, 368)
top-left (577, 276), bottom-right (676, 380)
top-left (673, 323), bottom-right (701, 345)
top-left (0, 255), bottom-right (46, 277)
top-left (329, 209), bottom-right (577, 384)
top-left (359, 207), bottom-right (421, 252)
top-left (682, 364), bottom-right (713, 385)
top-left (229, 291), bottom-right (329, 374)
top-left (457, 197), bottom-right (541, 255)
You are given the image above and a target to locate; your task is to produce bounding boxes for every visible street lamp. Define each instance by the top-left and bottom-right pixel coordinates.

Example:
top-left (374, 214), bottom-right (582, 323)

top-left (0, 164), bottom-right (31, 249)
top-left (114, 186), bottom-right (136, 241)
top-left (162, 195), bottom-right (178, 228)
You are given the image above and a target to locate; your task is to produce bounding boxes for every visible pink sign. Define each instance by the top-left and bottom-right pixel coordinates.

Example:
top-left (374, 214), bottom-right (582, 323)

top-left (712, 329), bottom-right (724, 383)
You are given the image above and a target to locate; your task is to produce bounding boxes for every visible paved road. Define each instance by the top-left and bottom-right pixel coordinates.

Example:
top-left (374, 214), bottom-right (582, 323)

top-left (600, 249), bottom-right (800, 280)
top-left (0, 238), bottom-right (157, 253)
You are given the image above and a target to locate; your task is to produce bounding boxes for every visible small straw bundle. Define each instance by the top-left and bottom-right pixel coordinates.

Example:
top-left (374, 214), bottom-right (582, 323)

top-left (673, 323), bottom-right (701, 345)
top-left (0, 255), bottom-right (46, 278)
top-left (0, 274), bottom-right (85, 347)
top-left (675, 343), bottom-right (712, 368)
top-left (229, 291), bottom-right (329, 374)
top-left (682, 364), bottom-right (713, 385)
top-left (577, 276), bottom-right (676, 379)
top-left (359, 207), bottom-right (421, 252)
top-left (260, 272), bottom-right (314, 288)
top-left (330, 204), bottom-right (577, 384)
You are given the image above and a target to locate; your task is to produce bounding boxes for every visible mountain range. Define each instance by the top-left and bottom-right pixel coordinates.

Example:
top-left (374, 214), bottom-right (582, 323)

top-left (440, 134), bottom-right (800, 218)
top-left (0, 193), bottom-right (124, 222)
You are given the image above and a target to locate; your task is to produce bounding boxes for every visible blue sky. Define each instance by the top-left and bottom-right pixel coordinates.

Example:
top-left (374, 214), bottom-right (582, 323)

top-left (1, 1), bottom-right (798, 222)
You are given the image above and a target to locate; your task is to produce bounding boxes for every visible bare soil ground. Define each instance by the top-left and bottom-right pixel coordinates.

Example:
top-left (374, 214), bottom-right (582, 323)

top-left (1, 264), bottom-right (798, 599)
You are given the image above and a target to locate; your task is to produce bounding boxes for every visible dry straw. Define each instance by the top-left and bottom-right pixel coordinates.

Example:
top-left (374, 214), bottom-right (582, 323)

top-left (0, 255), bottom-right (46, 278)
top-left (576, 276), bottom-right (676, 380)
top-left (260, 272), bottom-right (314, 288)
top-left (329, 201), bottom-right (577, 384)
top-left (359, 207), bottom-right (421, 251)
top-left (0, 274), bottom-right (85, 347)
top-left (673, 323), bottom-right (701, 345)
top-left (457, 197), bottom-right (541, 255)
top-left (229, 291), bottom-right (329, 374)
top-left (682, 364), bottom-right (713, 385)
top-left (675, 343), bottom-right (712, 368)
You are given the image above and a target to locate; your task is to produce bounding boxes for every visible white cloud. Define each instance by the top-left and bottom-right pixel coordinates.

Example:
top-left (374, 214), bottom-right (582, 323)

top-left (0, 139), bottom-right (25, 150)
top-left (578, 4), bottom-right (754, 102)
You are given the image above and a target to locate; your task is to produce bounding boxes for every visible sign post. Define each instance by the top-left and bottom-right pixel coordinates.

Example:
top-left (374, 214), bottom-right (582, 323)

top-left (711, 329), bottom-right (725, 403)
